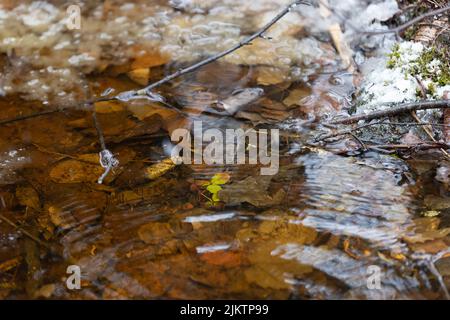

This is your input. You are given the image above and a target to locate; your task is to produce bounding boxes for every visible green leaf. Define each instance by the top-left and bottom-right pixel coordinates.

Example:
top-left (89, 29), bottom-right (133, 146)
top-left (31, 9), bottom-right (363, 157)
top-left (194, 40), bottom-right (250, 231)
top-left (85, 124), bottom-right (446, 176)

top-left (206, 184), bottom-right (222, 194)
top-left (210, 173), bottom-right (230, 185)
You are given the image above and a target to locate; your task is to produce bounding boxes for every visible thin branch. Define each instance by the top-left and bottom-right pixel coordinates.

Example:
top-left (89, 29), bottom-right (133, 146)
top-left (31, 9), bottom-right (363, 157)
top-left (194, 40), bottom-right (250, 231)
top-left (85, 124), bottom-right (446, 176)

top-left (362, 5), bottom-right (450, 36)
top-left (330, 100), bottom-right (450, 125)
top-left (315, 120), bottom-right (450, 142)
top-left (318, 0), bottom-right (449, 37)
top-left (0, 213), bottom-right (50, 249)
top-left (0, 0), bottom-right (309, 126)
top-left (0, 109), bottom-right (60, 126)
top-left (132, 0), bottom-right (309, 96)
top-left (366, 142), bottom-right (449, 150)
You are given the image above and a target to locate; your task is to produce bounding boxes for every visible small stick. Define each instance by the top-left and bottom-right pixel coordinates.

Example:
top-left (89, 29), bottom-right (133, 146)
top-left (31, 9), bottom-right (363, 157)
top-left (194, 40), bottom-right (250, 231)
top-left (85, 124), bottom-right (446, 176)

top-left (0, 1), bottom-right (309, 126)
top-left (91, 104), bottom-right (119, 184)
top-left (316, 121), bottom-right (450, 141)
top-left (319, 0), bottom-right (450, 37)
top-left (135, 0), bottom-right (309, 96)
top-left (0, 214), bottom-right (50, 249)
top-left (362, 5), bottom-right (450, 36)
top-left (367, 142), bottom-right (448, 150)
top-left (331, 100), bottom-right (450, 124)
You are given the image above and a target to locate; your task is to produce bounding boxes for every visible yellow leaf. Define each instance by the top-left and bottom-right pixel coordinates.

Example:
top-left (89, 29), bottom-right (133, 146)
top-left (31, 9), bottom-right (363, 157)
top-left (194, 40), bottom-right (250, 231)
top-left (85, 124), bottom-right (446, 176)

top-left (127, 68), bottom-right (150, 86)
top-left (145, 158), bottom-right (176, 180)
top-left (210, 173), bottom-right (230, 185)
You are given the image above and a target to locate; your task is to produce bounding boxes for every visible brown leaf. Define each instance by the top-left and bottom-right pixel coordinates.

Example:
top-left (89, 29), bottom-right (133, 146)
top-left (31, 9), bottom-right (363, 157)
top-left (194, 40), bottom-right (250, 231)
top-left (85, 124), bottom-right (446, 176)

top-left (131, 51), bottom-right (169, 69)
top-left (138, 222), bottom-right (174, 244)
top-left (15, 186), bottom-right (40, 210)
top-left (49, 159), bottom-right (104, 184)
top-left (409, 239), bottom-right (448, 254)
top-left (200, 250), bottom-right (243, 268)
top-left (127, 68), bottom-right (150, 86)
top-left (256, 67), bottom-right (285, 85)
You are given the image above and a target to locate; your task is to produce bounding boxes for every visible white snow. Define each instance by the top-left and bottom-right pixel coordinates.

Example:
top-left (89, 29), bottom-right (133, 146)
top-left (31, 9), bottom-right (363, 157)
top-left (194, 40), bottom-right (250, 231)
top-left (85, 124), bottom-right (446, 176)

top-left (357, 41), bottom-right (448, 115)
top-left (68, 53), bottom-right (96, 66)
top-left (20, 1), bottom-right (59, 27)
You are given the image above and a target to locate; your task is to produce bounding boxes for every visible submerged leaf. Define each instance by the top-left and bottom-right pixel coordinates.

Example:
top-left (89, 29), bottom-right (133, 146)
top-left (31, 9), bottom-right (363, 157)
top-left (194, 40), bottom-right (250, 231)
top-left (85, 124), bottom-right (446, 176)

top-left (145, 158), bottom-right (177, 180)
top-left (15, 186), bottom-right (40, 211)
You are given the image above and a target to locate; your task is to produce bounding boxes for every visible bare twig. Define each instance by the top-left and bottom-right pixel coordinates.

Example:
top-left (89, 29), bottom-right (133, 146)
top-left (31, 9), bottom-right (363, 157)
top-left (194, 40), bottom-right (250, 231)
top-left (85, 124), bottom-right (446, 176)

top-left (90, 102), bottom-right (119, 184)
top-left (331, 100), bottom-right (450, 124)
top-left (410, 109), bottom-right (450, 159)
top-left (362, 5), bottom-right (450, 36)
top-left (366, 142), bottom-right (449, 151)
top-left (0, 109), bottom-right (61, 126)
top-left (315, 120), bottom-right (450, 142)
top-left (0, 214), bottom-right (49, 249)
top-left (133, 0), bottom-right (309, 97)
top-left (318, 0), bottom-right (449, 37)
top-left (0, 0), bottom-right (309, 126)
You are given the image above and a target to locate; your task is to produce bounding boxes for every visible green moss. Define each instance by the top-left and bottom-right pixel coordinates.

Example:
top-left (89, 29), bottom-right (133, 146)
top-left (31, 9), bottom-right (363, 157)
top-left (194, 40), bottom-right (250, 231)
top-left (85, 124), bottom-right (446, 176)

top-left (415, 88), bottom-right (423, 98)
top-left (387, 43), bottom-right (401, 69)
top-left (386, 44), bottom-right (450, 94)
top-left (414, 46), bottom-right (450, 86)
top-left (427, 82), bottom-right (436, 96)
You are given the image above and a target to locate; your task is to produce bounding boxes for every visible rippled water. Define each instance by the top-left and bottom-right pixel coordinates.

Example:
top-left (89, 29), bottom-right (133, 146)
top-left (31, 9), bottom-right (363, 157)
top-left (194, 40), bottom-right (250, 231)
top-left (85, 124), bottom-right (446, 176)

top-left (1, 0), bottom-right (450, 300)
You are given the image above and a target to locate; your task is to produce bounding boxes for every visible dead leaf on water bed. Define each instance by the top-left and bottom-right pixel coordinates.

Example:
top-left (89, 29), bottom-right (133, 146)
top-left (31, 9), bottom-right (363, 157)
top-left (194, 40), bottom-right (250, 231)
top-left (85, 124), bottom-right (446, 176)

top-left (403, 218), bottom-right (450, 244)
top-left (199, 250), bottom-right (243, 268)
top-left (127, 103), bottom-right (178, 121)
top-left (256, 67), bottom-right (286, 86)
top-left (408, 239), bottom-right (449, 254)
top-left (218, 176), bottom-right (286, 207)
top-left (244, 241), bottom-right (313, 291)
top-left (145, 158), bottom-right (177, 180)
top-left (282, 87), bottom-right (310, 107)
top-left (131, 50), bottom-right (169, 69)
top-left (94, 101), bottom-right (125, 114)
top-left (0, 257), bottom-right (21, 273)
top-left (49, 159), bottom-right (104, 184)
top-left (34, 284), bottom-right (55, 299)
top-left (15, 186), bottom-right (40, 211)
top-left (127, 68), bottom-right (150, 86)
top-left (138, 222), bottom-right (174, 244)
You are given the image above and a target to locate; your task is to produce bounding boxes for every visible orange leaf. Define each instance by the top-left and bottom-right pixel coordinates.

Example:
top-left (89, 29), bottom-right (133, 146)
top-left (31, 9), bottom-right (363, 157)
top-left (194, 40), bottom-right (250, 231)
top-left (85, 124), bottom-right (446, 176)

top-left (200, 250), bottom-right (242, 268)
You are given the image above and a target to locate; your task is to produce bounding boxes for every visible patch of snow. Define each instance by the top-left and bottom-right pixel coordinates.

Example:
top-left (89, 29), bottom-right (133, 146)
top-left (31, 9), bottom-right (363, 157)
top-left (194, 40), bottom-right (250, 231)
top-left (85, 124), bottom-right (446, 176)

top-left (357, 42), bottom-right (425, 114)
top-left (20, 1), bottom-right (59, 27)
top-left (196, 243), bottom-right (232, 253)
top-left (68, 53), bottom-right (96, 66)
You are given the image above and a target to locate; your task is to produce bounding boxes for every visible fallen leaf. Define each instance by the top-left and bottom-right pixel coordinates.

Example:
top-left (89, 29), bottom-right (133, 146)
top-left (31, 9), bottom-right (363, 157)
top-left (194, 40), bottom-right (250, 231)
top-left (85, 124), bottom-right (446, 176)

top-left (282, 88), bottom-right (310, 107)
top-left (145, 158), bottom-right (177, 180)
top-left (409, 239), bottom-right (448, 254)
top-left (424, 195), bottom-right (450, 210)
top-left (49, 159), bottom-right (104, 184)
top-left (256, 67), bottom-right (285, 85)
top-left (138, 222), bottom-right (174, 244)
top-left (15, 186), bottom-right (40, 210)
top-left (34, 284), bottom-right (55, 299)
top-left (127, 68), bottom-right (150, 86)
top-left (131, 51), bottom-right (169, 69)
top-left (200, 250), bottom-right (242, 268)
top-left (94, 101), bottom-right (125, 113)
top-left (218, 176), bottom-right (286, 207)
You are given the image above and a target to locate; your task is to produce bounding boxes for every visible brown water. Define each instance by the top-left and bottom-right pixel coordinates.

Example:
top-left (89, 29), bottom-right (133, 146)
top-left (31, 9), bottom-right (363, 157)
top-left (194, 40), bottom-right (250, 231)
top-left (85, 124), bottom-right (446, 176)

top-left (1, 0), bottom-right (450, 300)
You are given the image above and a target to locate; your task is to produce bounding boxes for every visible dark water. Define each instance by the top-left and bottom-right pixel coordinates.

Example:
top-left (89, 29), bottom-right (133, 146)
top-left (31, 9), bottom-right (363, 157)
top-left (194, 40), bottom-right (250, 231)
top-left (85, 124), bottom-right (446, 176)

top-left (0, 0), bottom-right (450, 300)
